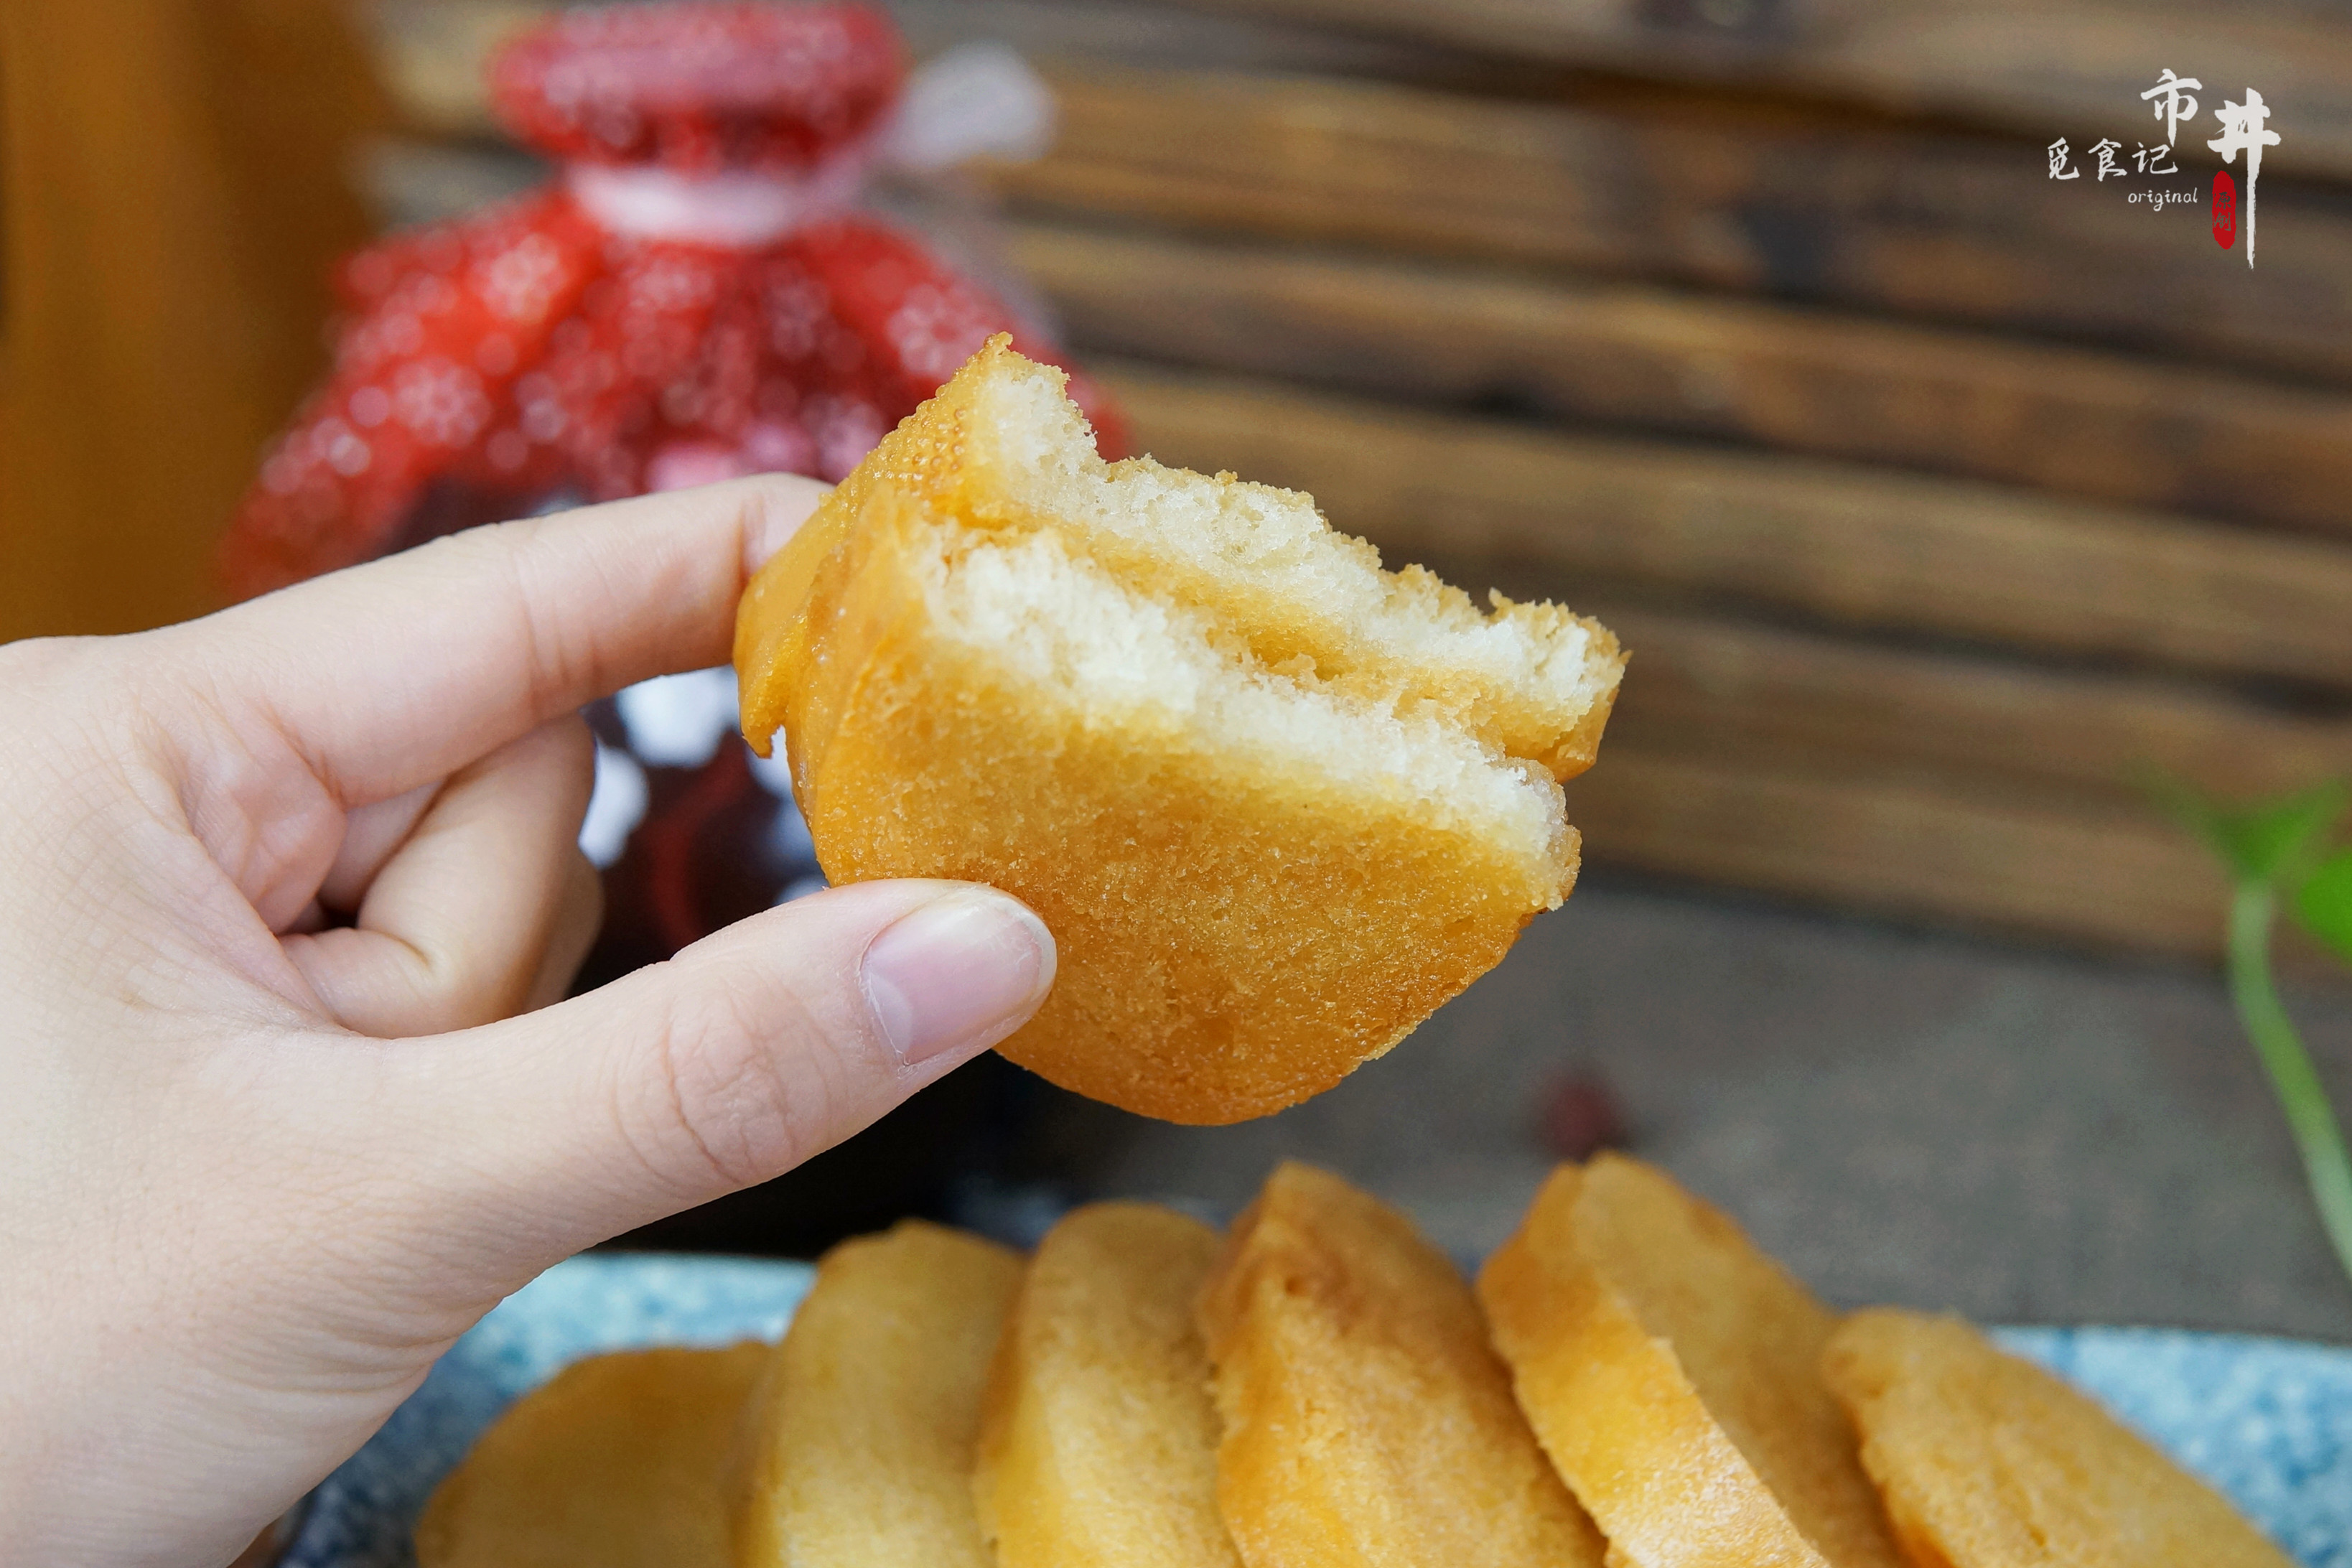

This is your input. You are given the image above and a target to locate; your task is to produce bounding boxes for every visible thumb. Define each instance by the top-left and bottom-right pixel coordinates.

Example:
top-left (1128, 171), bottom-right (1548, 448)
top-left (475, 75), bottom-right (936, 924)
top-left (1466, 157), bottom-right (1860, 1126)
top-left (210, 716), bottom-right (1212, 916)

top-left (370, 879), bottom-right (1055, 1275)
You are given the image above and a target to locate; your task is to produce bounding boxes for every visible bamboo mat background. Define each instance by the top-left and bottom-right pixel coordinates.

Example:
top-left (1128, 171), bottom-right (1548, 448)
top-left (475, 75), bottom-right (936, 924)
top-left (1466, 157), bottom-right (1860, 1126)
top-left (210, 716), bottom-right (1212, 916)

top-left (362, 0), bottom-right (2352, 960)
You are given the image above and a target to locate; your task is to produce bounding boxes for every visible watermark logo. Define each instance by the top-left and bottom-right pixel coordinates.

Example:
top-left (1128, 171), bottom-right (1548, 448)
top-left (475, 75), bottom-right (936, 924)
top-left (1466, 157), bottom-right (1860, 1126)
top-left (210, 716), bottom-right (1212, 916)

top-left (2142, 68), bottom-right (2198, 146)
top-left (2206, 90), bottom-right (2280, 266)
top-left (2048, 70), bottom-right (2281, 267)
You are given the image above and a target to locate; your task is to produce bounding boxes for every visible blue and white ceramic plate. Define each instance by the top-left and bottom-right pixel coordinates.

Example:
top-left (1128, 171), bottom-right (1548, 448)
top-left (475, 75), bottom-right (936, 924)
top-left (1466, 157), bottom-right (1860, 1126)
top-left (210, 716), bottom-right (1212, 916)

top-left (286, 1254), bottom-right (2352, 1568)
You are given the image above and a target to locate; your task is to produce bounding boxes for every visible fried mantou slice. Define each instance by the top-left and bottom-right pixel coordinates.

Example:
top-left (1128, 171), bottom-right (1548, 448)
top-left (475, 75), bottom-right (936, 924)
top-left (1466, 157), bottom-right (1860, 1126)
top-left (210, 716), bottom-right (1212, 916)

top-left (738, 486), bottom-right (1572, 1124)
top-left (415, 1343), bottom-right (767, 1568)
top-left (734, 341), bottom-right (1615, 1126)
top-left (738, 335), bottom-right (1621, 781)
top-left (1478, 1156), bottom-right (1905, 1568)
top-left (1823, 1309), bottom-right (2296, 1568)
top-left (974, 1203), bottom-right (1243, 1568)
top-left (734, 1221), bottom-right (1025, 1568)
top-left (1195, 1162), bottom-right (1607, 1568)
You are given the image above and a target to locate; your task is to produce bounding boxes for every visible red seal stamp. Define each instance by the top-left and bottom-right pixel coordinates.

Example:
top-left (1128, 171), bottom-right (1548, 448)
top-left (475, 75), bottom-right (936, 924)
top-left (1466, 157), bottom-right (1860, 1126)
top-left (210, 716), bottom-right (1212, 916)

top-left (2213, 170), bottom-right (2239, 248)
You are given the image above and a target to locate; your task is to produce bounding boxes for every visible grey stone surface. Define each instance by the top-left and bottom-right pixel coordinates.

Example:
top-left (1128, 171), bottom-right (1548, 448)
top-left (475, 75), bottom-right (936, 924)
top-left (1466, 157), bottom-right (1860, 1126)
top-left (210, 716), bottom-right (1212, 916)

top-left (1030, 876), bottom-right (2352, 1343)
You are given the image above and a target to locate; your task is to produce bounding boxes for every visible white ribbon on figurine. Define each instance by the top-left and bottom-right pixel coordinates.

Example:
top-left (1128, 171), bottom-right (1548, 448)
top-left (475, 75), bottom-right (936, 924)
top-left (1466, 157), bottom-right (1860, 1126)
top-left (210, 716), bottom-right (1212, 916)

top-left (565, 42), bottom-right (1056, 246)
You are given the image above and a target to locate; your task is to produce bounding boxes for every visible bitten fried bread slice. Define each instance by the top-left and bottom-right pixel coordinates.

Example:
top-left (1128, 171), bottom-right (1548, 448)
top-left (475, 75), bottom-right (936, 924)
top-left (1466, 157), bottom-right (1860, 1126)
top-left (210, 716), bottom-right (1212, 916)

top-left (1195, 1162), bottom-right (1607, 1568)
top-left (733, 1221), bottom-right (1024, 1568)
top-left (974, 1203), bottom-right (1243, 1568)
top-left (1822, 1309), bottom-right (2296, 1568)
top-left (1478, 1156), bottom-right (1906, 1568)
top-left (734, 340), bottom-right (1622, 1124)
top-left (416, 1343), bottom-right (767, 1568)
top-left (739, 335), bottom-right (1620, 780)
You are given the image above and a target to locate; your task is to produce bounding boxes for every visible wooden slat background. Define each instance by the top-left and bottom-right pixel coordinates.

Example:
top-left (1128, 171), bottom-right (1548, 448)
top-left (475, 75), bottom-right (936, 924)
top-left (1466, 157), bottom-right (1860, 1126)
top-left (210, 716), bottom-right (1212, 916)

top-left (1012, 223), bottom-right (2352, 540)
top-left (989, 68), bottom-right (2352, 382)
top-left (1101, 363), bottom-right (2352, 689)
top-left (1163, 0), bottom-right (2352, 184)
top-left (349, 1), bottom-right (2352, 957)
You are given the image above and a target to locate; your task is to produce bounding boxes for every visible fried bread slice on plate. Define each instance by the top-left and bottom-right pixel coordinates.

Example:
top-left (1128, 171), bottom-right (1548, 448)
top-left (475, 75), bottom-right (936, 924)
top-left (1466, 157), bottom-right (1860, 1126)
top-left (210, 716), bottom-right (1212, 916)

top-left (974, 1202), bottom-right (1243, 1568)
top-left (414, 1343), bottom-right (767, 1568)
top-left (1823, 1308), bottom-right (2297, 1568)
top-left (1195, 1162), bottom-right (1607, 1568)
top-left (733, 340), bottom-right (1622, 1124)
top-left (1478, 1155), bottom-right (1906, 1568)
top-left (732, 1220), bottom-right (1024, 1568)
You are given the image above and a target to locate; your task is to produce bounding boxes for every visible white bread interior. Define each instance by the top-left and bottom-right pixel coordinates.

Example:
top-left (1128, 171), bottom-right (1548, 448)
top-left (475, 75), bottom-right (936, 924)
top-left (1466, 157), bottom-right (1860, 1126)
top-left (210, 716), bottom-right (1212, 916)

top-left (942, 347), bottom-right (1621, 779)
top-left (923, 522), bottom-right (1571, 887)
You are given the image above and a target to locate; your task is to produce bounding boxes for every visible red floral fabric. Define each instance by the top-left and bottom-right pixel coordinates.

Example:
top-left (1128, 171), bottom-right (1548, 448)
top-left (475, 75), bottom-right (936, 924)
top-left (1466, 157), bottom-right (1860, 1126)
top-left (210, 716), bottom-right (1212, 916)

top-left (222, 1), bottom-right (1123, 599)
top-left (490, 2), bottom-right (904, 172)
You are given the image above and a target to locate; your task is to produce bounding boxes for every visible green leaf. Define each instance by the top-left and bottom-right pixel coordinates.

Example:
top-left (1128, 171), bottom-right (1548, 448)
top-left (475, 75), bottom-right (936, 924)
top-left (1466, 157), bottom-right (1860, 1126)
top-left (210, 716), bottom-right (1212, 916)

top-left (2152, 774), bottom-right (2346, 887)
top-left (2295, 849), bottom-right (2352, 965)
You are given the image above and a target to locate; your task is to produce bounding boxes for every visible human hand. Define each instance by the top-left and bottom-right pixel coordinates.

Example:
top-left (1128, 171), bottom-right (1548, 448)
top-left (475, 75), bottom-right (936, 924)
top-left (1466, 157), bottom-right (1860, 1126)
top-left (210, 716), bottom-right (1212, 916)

top-left (0, 477), bottom-right (1057, 1568)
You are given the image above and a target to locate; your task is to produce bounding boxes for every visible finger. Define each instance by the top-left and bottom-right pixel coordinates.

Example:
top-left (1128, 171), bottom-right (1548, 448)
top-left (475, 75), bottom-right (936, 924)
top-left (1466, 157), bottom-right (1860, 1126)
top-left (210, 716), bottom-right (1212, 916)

top-left (284, 715), bottom-right (595, 1036)
top-left (174, 472), bottom-right (825, 808)
top-left (521, 850), bottom-right (604, 1013)
top-left (354, 880), bottom-right (1055, 1273)
top-left (318, 780), bottom-right (439, 913)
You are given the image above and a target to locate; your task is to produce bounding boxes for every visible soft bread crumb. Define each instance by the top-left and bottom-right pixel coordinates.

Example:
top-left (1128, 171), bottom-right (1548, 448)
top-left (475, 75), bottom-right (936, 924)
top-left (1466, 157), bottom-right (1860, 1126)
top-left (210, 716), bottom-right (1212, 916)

top-left (743, 335), bottom-right (1622, 781)
top-left (961, 345), bottom-right (1623, 779)
top-left (923, 524), bottom-right (1568, 875)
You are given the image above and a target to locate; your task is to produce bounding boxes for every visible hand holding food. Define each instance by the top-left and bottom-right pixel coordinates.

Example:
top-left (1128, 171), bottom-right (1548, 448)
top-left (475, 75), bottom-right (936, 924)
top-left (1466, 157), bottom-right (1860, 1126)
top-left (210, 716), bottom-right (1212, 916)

top-left (0, 476), bottom-right (1058, 1568)
top-left (4, 304), bottom-right (2323, 1568)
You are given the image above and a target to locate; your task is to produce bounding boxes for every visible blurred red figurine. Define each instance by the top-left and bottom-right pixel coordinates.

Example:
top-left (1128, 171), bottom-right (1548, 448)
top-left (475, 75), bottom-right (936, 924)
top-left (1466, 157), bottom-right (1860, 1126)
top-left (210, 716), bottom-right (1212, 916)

top-left (224, 0), bottom-right (1121, 596)
top-left (222, 1), bottom-right (1124, 969)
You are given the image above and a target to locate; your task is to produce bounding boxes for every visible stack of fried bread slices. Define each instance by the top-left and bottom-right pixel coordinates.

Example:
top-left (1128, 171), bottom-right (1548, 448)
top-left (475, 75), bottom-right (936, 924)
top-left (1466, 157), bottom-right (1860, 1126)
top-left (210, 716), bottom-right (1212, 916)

top-left (419, 1157), bottom-right (2297, 1568)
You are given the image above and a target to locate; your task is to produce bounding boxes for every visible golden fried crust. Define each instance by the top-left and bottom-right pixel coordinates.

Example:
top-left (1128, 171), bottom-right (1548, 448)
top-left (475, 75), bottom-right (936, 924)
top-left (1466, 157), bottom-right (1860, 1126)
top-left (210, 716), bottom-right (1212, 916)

top-left (1196, 1162), bottom-right (1607, 1568)
top-left (1477, 1157), bottom-right (1906, 1568)
top-left (736, 335), bottom-right (1047, 756)
top-left (974, 1203), bottom-right (1244, 1568)
top-left (733, 1221), bottom-right (1025, 1568)
top-left (761, 490), bottom-right (1566, 1124)
top-left (1822, 1310), bottom-right (2296, 1568)
top-left (736, 337), bottom-right (1605, 1124)
top-left (415, 1343), bottom-right (767, 1568)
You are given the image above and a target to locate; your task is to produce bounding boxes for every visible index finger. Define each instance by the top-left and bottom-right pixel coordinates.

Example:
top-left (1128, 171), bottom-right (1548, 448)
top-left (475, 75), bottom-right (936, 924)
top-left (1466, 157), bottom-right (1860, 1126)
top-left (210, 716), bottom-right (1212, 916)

top-left (183, 474), bottom-right (826, 803)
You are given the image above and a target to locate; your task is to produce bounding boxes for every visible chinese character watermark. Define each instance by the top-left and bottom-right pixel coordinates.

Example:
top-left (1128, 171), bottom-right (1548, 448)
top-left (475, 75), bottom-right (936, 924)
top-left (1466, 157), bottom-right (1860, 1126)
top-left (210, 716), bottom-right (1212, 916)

top-left (2207, 88), bottom-right (2280, 266)
top-left (2044, 71), bottom-right (2280, 267)
top-left (2139, 69), bottom-right (2201, 146)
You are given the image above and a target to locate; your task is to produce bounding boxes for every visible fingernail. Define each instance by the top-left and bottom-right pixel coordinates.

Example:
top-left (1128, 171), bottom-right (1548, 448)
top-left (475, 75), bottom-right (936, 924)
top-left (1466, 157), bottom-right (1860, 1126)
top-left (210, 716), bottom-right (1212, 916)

top-left (742, 479), bottom-right (828, 573)
top-left (862, 890), bottom-right (1055, 1067)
